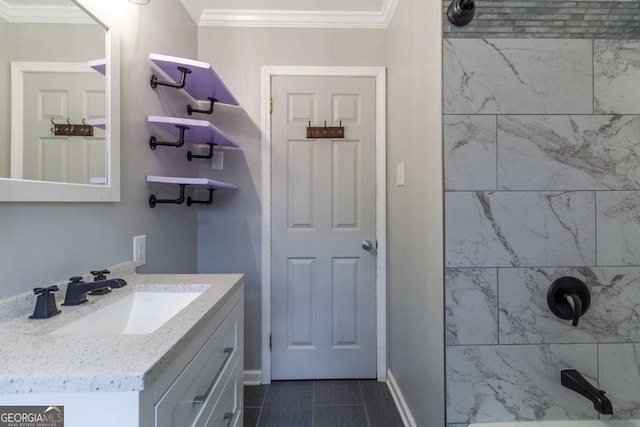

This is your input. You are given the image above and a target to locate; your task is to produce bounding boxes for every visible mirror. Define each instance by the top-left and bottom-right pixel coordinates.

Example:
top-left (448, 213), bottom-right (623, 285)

top-left (0, 0), bottom-right (120, 202)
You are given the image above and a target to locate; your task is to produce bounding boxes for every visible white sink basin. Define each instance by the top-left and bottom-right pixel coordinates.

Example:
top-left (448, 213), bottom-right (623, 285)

top-left (470, 421), bottom-right (640, 427)
top-left (51, 290), bottom-right (204, 335)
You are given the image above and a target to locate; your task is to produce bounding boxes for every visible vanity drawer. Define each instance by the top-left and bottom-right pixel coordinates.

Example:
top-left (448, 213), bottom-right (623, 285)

top-left (155, 301), bottom-right (240, 427)
top-left (204, 359), bottom-right (242, 427)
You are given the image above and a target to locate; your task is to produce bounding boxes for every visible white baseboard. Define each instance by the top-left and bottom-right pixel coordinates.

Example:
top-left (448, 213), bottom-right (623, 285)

top-left (244, 370), bottom-right (262, 385)
top-left (386, 369), bottom-right (417, 427)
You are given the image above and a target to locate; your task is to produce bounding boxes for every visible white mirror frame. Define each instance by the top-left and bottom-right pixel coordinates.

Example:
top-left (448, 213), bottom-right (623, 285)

top-left (0, 0), bottom-right (120, 202)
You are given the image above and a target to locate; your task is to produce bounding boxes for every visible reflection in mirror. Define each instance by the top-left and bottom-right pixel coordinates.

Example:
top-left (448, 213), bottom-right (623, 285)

top-left (2, 1), bottom-right (106, 186)
top-left (0, 0), bottom-right (120, 202)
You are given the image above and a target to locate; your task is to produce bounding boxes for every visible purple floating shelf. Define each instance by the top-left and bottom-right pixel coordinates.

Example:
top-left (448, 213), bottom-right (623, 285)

top-left (147, 116), bottom-right (238, 148)
top-left (146, 175), bottom-right (238, 191)
top-left (89, 177), bottom-right (106, 185)
top-left (88, 118), bottom-right (106, 130)
top-left (149, 53), bottom-right (239, 106)
top-left (88, 58), bottom-right (106, 76)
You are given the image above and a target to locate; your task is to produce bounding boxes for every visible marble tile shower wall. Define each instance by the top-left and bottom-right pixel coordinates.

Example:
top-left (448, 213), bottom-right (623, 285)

top-left (444, 38), bottom-right (640, 426)
top-left (442, 0), bottom-right (640, 39)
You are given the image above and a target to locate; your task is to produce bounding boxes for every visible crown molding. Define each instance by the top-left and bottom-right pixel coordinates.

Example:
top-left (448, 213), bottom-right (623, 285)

top-left (183, 0), bottom-right (399, 29)
top-left (0, 0), bottom-right (94, 24)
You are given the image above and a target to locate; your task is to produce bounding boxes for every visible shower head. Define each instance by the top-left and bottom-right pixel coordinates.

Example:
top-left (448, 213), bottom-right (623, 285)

top-left (447, 0), bottom-right (476, 27)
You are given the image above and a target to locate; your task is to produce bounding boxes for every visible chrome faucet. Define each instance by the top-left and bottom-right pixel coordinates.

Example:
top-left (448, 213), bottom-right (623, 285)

top-left (561, 369), bottom-right (613, 415)
top-left (62, 275), bottom-right (127, 306)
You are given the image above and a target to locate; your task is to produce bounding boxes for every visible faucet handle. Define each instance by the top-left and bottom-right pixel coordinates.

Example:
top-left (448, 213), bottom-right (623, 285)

top-left (30, 286), bottom-right (61, 319)
top-left (68, 276), bottom-right (84, 284)
top-left (90, 269), bottom-right (110, 281)
top-left (33, 285), bottom-right (59, 295)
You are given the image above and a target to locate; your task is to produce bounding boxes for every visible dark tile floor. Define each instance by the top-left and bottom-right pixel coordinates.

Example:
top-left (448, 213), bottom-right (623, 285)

top-left (244, 380), bottom-right (404, 427)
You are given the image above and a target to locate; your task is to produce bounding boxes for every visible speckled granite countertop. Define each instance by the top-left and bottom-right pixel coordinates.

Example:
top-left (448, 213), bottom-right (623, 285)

top-left (0, 262), bottom-right (243, 394)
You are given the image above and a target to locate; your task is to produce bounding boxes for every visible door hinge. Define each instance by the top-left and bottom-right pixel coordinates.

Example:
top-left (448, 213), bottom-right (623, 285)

top-left (269, 333), bottom-right (272, 350)
top-left (269, 97), bottom-right (273, 114)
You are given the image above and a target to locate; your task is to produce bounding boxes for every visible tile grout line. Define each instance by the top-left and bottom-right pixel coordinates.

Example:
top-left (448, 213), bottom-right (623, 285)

top-left (592, 39), bottom-right (595, 115)
top-left (314, 403), bottom-right (368, 407)
top-left (594, 192), bottom-right (598, 267)
top-left (358, 380), bottom-right (373, 427)
top-left (259, 384), bottom-right (269, 407)
top-left (496, 266), bottom-right (501, 345)
top-left (596, 343), bottom-right (600, 390)
top-left (255, 384), bottom-right (268, 427)
top-left (495, 114), bottom-right (499, 192)
top-left (312, 381), bottom-right (316, 427)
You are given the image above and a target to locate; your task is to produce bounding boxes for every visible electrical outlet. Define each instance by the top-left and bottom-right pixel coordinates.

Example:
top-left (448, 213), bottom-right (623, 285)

top-left (133, 235), bottom-right (146, 267)
top-left (396, 162), bottom-right (405, 186)
top-left (211, 150), bottom-right (224, 170)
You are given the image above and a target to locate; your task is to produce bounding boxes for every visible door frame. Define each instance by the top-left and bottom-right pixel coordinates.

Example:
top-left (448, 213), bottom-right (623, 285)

top-left (10, 61), bottom-right (97, 180)
top-left (261, 66), bottom-right (387, 384)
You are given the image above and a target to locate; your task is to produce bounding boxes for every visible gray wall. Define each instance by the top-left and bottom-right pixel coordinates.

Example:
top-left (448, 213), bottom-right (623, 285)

top-left (0, 1), bottom-right (199, 298)
top-left (10, 23), bottom-right (104, 62)
top-left (444, 27), bottom-right (640, 427)
top-left (386, 0), bottom-right (445, 424)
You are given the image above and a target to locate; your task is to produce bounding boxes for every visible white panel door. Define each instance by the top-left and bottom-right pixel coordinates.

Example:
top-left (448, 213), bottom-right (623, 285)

top-left (22, 72), bottom-right (106, 184)
top-left (271, 75), bottom-right (377, 379)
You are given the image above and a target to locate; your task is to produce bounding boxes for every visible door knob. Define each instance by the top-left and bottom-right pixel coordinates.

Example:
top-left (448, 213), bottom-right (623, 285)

top-left (361, 240), bottom-right (373, 251)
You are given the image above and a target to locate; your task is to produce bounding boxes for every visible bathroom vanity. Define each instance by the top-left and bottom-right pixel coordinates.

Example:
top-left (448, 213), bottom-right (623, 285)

top-left (0, 263), bottom-right (243, 427)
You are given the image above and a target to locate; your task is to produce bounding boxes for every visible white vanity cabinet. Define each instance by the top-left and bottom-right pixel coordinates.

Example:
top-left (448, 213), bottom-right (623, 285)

top-left (154, 287), bottom-right (243, 427)
top-left (0, 276), bottom-right (244, 427)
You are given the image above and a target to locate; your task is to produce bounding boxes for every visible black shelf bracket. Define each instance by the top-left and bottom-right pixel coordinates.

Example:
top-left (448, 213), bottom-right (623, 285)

top-left (187, 189), bottom-right (216, 206)
top-left (188, 97), bottom-right (217, 116)
top-left (149, 184), bottom-right (186, 208)
top-left (187, 144), bottom-right (217, 161)
top-left (150, 66), bottom-right (192, 89)
top-left (149, 125), bottom-right (190, 150)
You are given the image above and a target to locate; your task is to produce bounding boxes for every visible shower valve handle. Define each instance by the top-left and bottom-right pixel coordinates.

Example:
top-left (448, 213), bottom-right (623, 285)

top-left (565, 293), bottom-right (582, 327)
top-left (547, 277), bottom-right (590, 327)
